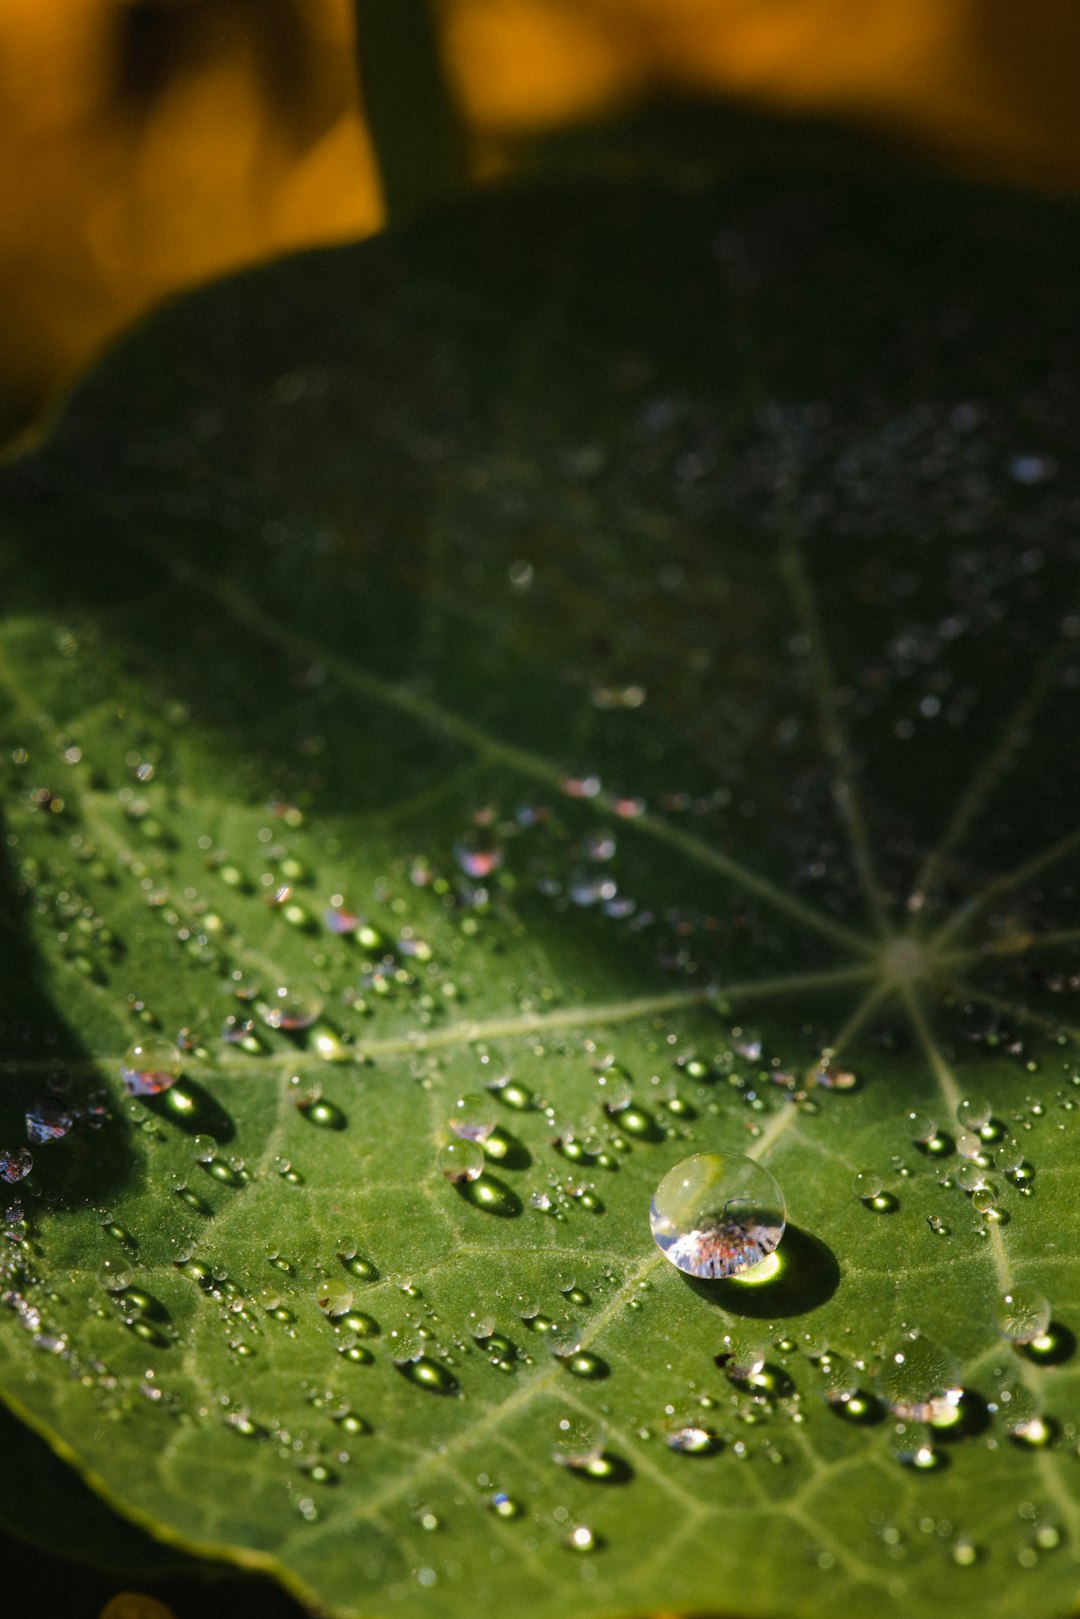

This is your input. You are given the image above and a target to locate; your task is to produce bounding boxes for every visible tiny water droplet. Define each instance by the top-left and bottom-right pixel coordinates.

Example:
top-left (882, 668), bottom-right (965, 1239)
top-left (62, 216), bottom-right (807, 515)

top-left (906, 1111), bottom-right (939, 1146)
top-left (491, 1492), bottom-right (522, 1519)
top-left (650, 1152), bottom-right (786, 1279)
top-left (852, 1172), bottom-right (883, 1202)
top-left (664, 1419), bottom-right (720, 1455)
top-left (120, 1036), bottom-right (182, 1097)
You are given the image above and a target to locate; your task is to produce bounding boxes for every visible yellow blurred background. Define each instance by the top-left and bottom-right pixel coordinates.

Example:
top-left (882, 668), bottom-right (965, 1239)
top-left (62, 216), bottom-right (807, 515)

top-left (2, 0), bottom-right (1079, 444)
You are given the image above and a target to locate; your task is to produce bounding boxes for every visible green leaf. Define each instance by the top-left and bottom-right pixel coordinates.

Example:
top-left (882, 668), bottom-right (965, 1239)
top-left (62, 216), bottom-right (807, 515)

top-left (1, 162), bottom-right (1080, 1619)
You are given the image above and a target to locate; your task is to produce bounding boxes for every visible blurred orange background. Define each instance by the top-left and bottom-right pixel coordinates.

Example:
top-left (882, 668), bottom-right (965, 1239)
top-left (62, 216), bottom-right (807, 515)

top-left (2, 0), bottom-right (1079, 444)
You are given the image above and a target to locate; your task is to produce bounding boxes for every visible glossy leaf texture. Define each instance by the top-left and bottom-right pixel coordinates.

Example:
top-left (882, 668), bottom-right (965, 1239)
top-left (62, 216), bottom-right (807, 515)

top-left (1, 166), bottom-right (1080, 1619)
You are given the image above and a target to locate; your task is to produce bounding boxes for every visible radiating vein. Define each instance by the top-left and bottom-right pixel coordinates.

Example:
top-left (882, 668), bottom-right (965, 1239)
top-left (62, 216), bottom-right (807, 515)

top-left (928, 824), bottom-right (1080, 952)
top-left (946, 981), bottom-right (1080, 1046)
top-left (353, 963), bottom-right (876, 1058)
top-left (779, 539), bottom-right (891, 936)
top-left (900, 984), bottom-right (961, 1117)
top-left (911, 628), bottom-right (1072, 915)
top-left (166, 565), bottom-right (875, 958)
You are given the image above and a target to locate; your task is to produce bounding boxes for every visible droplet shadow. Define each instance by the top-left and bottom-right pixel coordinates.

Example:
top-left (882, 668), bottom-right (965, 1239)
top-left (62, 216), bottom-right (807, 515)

top-left (683, 1225), bottom-right (839, 1318)
top-left (455, 1173), bottom-right (522, 1218)
top-left (147, 1078), bottom-right (235, 1144)
top-left (482, 1128), bottom-right (531, 1171)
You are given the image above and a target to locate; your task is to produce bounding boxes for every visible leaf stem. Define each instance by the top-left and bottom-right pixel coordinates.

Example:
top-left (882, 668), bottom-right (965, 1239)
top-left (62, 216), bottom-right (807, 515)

top-left (355, 0), bottom-right (467, 223)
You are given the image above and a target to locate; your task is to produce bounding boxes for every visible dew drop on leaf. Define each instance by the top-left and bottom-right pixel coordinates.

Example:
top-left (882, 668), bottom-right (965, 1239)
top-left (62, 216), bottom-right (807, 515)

top-left (650, 1152), bottom-right (786, 1279)
top-left (261, 987), bottom-right (322, 1031)
top-left (119, 1036), bottom-right (182, 1097)
top-left (0, 1148), bottom-right (32, 1184)
top-left (957, 1097), bottom-right (992, 1133)
top-left (882, 1335), bottom-right (963, 1422)
top-left (553, 1417), bottom-right (606, 1469)
top-left (316, 1278), bottom-right (354, 1317)
top-left (663, 1418), bottom-right (720, 1455)
top-left (97, 1257), bottom-right (133, 1293)
top-left (439, 1140), bottom-right (485, 1183)
top-left (997, 1289), bottom-right (1052, 1345)
top-left (449, 1094), bottom-right (497, 1142)
top-left (491, 1492), bottom-right (522, 1519)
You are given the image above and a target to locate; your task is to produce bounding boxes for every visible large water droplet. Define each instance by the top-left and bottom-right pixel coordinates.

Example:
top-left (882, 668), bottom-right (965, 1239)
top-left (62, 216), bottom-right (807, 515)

top-left (120, 1036), bottom-right (182, 1097)
top-left (650, 1152), bottom-right (786, 1279)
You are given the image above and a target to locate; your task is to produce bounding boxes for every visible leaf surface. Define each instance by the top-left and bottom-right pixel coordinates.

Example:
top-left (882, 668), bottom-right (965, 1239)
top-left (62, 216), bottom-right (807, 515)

top-left (1, 168), bottom-right (1080, 1619)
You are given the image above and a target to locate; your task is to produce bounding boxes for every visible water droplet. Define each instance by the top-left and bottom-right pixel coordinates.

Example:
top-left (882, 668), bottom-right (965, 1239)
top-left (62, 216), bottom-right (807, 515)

top-left (316, 1278), bottom-right (354, 1317)
top-left (892, 1439), bottom-right (945, 1471)
top-left (997, 1289), bottom-right (1052, 1344)
top-left (995, 1139), bottom-right (1026, 1176)
top-left (952, 1537), bottom-right (980, 1567)
top-left (650, 1152), bottom-right (786, 1279)
top-left (852, 1172), bottom-right (883, 1202)
top-left (191, 1134), bottom-right (217, 1164)
top-left (882, 1336), bottom-right (963, 1423)
top-left (907, 1110), bottom-right (939, 1145)
top-left (664, 1419), bottom-right (721, 1455)
top-left (553, 1417), bottom-right (606, 1470)
top-left (1008, 1412), bottom-right (1055, 1447)
top-left (261, 987), bottom-right (322, 1031)
top-left (564, 1524), bottom-right (599, 1553)
top-left (449, 1094), bottom-right (497, 1143)
top-left (25, 1099), bottom-right (72, 1144)
top-left (491, 1492), bottom-right (522, 1519)
top-left (439, 1140), bottom-right (485, 1183)
top-left (957, 1097), bottom-right (992, 1132)
top-left (98, 1257), bottom-right (133, 1293)
top-left (596, 1070), bottom-right (632, 1113)
top-left (0, 1147), bottom-right (33, 1183)
top-left (120, 1036), bottom-right (182, 1097)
